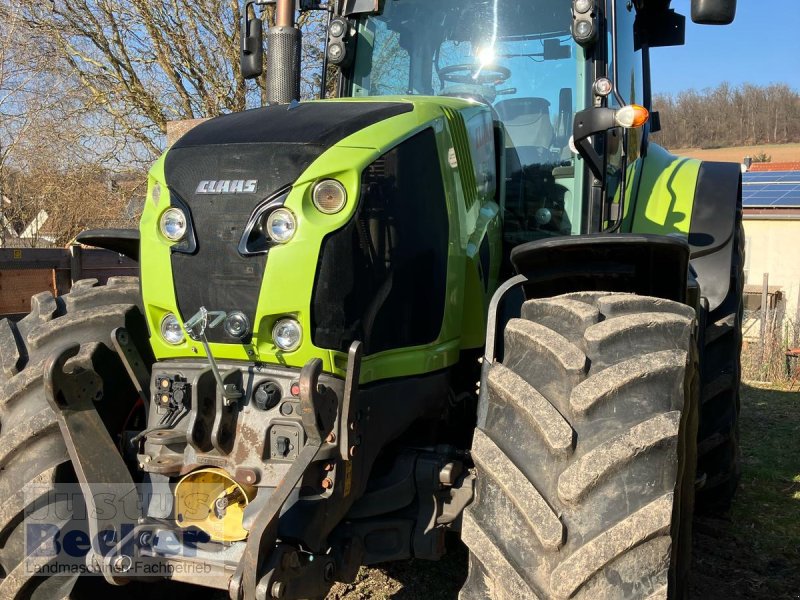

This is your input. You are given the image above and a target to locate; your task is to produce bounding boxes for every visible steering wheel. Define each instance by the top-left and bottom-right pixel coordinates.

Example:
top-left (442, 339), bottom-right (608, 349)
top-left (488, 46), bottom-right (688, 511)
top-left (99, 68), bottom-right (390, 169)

top-left (439, 64), bottom-right (511, 87)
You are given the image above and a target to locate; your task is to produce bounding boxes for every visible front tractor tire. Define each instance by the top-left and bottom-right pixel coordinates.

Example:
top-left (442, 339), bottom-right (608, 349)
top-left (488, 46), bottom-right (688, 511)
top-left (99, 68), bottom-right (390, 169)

top-left (0, 278), bottom-right (145, 599)
top-left (460, 293), bottom-right (699, 600)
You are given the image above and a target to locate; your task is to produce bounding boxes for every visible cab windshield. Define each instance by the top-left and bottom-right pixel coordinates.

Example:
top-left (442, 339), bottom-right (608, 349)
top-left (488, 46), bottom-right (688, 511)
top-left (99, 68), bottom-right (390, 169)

top-left (349, 0), bottom-right (584, 242)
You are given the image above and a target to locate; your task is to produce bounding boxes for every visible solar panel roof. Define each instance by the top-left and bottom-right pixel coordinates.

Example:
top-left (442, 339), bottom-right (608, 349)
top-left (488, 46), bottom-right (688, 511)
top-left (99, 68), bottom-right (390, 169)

top-left (742, 170), bottom-right (800, 208)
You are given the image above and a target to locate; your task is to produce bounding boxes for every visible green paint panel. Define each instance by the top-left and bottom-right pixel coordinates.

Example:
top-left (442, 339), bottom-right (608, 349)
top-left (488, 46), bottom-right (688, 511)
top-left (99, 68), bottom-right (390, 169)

top-left (141, 97), bottom-right (503, 384)
top-left (624, 144), bottom-right (702, 235)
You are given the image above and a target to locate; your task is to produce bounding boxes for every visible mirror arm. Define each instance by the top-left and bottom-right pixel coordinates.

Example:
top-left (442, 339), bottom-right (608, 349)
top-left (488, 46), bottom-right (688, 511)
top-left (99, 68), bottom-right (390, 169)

top-left (241, 1), bottom-right (255, 53)
top-left (575, 137), bottom-right (604, 182)
top-left (573, 107), bottom-right (616, 181)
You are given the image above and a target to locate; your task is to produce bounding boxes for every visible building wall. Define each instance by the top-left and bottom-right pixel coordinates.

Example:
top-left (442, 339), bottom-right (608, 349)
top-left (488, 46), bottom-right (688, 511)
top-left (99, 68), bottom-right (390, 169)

top-left (743, 217), bottom-right (800, 320)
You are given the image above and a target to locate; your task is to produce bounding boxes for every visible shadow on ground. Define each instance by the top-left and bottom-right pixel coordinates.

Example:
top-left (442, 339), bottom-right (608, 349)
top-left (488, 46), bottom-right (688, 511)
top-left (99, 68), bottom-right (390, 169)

top-left (329, 384), bottom-right (800, 599)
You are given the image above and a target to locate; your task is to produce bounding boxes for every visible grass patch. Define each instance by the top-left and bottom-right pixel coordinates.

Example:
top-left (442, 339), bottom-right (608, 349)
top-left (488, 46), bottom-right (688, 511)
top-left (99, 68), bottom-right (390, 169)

top-left (736, 385), bottom-right (800, 542)
top-left (690, 383), bottom-right (800, 598)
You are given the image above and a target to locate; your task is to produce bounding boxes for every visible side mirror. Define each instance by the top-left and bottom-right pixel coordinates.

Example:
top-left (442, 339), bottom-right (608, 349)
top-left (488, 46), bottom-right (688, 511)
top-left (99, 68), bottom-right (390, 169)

top-left (240, 15), bottom-right (263, 80)
top-left (691, 0), bottom-right (736, 25)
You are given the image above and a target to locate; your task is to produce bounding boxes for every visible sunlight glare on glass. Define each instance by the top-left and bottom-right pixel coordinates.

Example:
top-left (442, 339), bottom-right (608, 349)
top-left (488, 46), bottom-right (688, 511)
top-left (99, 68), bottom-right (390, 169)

top-left (477, 46), bottom-right (496, 66)
top-left (474, 0), bottom-right (500, 80)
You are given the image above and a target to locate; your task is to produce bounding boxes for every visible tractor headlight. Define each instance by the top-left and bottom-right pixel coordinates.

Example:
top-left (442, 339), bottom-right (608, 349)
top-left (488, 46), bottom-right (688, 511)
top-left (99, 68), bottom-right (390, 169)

top-left (266, 208), bottom-right (296, 243)
top-left (160, 208), bottom-right (188, 242)
top-left (312, 180), bottom-right (347, 214)
top-left (161, 313), bottom-right (185, 345)
top-left (572, 0), bottom-right (597, 47)
top-left (272, 318), bottom-right (302, 352)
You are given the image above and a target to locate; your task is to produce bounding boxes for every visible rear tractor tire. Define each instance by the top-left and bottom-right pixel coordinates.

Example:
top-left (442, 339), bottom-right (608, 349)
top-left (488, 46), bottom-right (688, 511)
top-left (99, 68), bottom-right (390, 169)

top-left (695, 218), bottom-right (744, 514)
top-left (460, 292), bottom-right (699, 599)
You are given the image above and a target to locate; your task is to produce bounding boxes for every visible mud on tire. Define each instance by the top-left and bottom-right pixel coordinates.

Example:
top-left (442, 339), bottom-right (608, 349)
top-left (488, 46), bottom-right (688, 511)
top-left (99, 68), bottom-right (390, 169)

top-left (0, 278), bottom-right (143, 599)
top-left (460, 292), bottom-right (699, 599)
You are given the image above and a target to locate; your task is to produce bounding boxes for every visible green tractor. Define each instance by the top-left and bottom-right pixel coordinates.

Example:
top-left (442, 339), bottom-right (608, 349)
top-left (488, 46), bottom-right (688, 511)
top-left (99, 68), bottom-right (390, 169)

top-left (0, 0), bottom-right (743, 598)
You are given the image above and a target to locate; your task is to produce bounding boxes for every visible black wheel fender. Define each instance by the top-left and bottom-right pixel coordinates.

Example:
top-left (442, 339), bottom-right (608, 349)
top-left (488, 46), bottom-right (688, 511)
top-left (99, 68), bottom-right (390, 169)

top-left (688, 161), bottom-right (742, 313)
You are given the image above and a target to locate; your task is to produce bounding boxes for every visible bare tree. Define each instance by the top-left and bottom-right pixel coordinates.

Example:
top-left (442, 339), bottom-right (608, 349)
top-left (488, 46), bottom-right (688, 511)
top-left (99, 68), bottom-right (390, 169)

top-left (9, 0), bottom-right (327, 159)
top-left (654, 83), bottom-right (800, 149)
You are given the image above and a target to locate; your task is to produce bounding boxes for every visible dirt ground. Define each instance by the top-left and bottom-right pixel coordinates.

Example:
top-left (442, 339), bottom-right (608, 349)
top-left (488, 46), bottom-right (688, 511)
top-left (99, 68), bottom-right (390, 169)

top-left (669, 143), bottom-right (800, 164)
top-left (328, 383), bottom-right (800, 600)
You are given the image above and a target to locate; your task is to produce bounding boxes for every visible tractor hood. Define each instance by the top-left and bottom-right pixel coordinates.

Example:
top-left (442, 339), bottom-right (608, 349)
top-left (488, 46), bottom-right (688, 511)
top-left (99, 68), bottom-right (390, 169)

top-left (161, 101), bottom-right (413, 344)
top-left (166, 101), bottom-right (414, 220)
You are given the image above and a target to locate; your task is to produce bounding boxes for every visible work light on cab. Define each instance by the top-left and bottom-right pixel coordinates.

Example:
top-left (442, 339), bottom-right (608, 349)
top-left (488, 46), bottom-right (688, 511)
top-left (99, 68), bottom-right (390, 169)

top-left (312, 180), bottom-right (347, 214)
top-left (159, 207), bottom-right (188, 242)
top-left (593, 77), bottom-right (613, 98)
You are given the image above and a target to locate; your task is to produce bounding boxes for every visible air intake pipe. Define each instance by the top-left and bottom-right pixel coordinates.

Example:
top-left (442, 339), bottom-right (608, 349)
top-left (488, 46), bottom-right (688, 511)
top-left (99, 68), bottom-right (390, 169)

top-left (266, 0), bottom-right (301, 104)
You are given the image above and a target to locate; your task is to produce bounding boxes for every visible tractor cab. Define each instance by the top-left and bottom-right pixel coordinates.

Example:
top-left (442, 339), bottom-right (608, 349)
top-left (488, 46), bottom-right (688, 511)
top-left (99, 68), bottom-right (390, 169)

top-left (345, 0), bottom-right (581, 244)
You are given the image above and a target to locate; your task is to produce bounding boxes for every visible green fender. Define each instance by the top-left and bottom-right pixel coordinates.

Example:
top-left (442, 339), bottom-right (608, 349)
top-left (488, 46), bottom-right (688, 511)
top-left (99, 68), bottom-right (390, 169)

top-left (624, 143), bottom-right (741, 311)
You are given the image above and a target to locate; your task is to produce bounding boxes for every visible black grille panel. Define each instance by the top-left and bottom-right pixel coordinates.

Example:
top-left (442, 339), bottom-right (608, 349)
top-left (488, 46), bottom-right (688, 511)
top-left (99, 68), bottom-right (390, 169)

top-left (165, 144), bottom-right (317, 342)
top-left (312, 129), bottom-right (449, 354)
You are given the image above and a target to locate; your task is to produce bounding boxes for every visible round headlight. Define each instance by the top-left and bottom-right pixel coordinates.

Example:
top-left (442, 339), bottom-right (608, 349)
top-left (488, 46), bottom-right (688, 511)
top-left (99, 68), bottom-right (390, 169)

top-left (312, 180), bottom-right (347, 214)
top-left (327, 41), bottom-right (346, 64)
top-left (272, 318), bottom-right (302, 352)
top-left (160, 208), bottom-right (188, 242)
top-left (266, 209), bottom-right (297, 243)
top-left (224, 311), bottom-right (250, 339)
top-left (574, 0), bottom-right (593, 14)
top-left (593, 77), bottom-right (613, 97)
top-left (574, 19), bottom-right (594, 40)
top-left (161, 313), bottom-right (185, 345)
top-left (329, 18), bottom-right (347, 38)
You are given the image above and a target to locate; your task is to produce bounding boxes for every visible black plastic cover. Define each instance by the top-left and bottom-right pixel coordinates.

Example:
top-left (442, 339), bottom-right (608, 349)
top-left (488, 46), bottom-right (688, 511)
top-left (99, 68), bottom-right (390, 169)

top-left (688, 161), bottom-right (741, 312)
top-left (311, 129), bottom-right (449, 354)
top-left (75, 228), bottom-right (140, 261)
top-left (171, 101), bottom-right (412, 149)
top-left (510, 233), bottom-right (691, 303)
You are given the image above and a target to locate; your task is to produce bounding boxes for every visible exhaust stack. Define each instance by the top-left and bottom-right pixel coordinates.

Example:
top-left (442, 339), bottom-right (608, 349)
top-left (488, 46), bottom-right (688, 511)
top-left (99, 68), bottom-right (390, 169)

top-left (266, 0), bottom-right (301, 104)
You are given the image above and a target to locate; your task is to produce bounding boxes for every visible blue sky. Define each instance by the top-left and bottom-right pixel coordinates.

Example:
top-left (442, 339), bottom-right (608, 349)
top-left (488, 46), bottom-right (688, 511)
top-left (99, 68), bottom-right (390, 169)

top-left (649, 0), bottom-right (800, 94)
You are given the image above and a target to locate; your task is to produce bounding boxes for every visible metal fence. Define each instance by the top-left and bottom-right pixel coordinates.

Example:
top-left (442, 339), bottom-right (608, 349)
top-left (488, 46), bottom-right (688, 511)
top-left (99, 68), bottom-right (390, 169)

top-left (742, 273), bottom-right (800, 384)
